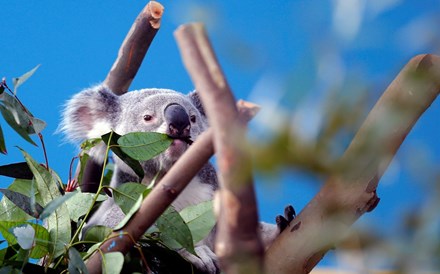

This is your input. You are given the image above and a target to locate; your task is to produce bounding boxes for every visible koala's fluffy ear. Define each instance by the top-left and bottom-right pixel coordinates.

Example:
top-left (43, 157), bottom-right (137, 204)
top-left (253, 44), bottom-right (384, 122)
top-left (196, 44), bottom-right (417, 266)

top-left (59, 84), bottom-right (120, 142)
top-left (188, 90), bottom-right (206, 117)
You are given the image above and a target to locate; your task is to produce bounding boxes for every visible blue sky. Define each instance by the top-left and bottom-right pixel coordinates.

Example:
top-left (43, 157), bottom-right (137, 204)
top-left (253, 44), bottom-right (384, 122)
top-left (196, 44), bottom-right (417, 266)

top-left (2, 0), bottom-right (440, 269)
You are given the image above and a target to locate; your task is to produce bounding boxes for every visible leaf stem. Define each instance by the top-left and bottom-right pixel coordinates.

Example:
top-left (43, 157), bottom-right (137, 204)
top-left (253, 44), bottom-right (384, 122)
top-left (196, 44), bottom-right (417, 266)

top-left (54, 132), bottom-right (114, 269)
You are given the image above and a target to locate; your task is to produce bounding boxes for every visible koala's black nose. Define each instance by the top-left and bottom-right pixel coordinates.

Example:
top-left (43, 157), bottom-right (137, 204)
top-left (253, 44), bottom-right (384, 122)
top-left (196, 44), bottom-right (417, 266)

top-left (164, 103), bottom-right (191, 138)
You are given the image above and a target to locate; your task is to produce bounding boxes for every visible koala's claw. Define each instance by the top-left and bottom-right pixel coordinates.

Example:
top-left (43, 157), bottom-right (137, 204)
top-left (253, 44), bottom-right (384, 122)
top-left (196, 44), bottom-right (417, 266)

top-left (276, 204), bottom-right (296, 232)
top-left (178, 245), bottom-right (219, 274)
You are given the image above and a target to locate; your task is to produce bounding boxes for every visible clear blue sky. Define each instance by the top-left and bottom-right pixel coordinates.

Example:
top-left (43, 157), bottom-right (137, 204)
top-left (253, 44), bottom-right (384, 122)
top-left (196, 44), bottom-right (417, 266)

top-left (2, 0), bottom-right (440, 269)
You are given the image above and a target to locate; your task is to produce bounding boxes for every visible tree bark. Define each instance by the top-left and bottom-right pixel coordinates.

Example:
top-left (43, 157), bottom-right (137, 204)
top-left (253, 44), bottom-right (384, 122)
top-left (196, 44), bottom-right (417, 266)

top-left (104, 1), bottom-right (164, 95)
top-left (78, 1), bottom-right (164, 193)
top-left (85, 101), bottom-right (259, 274)
top-left (265, 54), bottom-right (440, 273)
top-left (174, 23), bottom-right (264, 274)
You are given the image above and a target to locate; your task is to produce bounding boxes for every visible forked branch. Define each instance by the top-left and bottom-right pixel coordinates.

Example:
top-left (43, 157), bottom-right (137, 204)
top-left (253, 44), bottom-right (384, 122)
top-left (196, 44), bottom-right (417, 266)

top-left (265, 54), bottom-right (440, 273)
top-left (174, 23), bottom-right (264, 274)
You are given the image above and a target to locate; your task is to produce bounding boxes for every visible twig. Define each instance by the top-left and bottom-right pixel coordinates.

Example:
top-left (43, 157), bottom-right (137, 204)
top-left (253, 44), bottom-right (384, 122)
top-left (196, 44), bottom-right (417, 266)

top-left (85, 101), bottom-right (259, 274)
top-left (104, 1), bottom-right (164, 95)
top-left (174, 23), bottom-right (264, 274)
top-left (265, 54), bottom-right (440, 273)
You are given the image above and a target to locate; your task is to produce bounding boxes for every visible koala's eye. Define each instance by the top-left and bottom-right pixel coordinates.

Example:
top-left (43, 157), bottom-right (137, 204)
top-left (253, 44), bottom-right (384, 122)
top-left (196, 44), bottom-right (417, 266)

top-left (190, 115), bottom-right (196, 123)
top-left (143, 114), bottom-right (153, 122)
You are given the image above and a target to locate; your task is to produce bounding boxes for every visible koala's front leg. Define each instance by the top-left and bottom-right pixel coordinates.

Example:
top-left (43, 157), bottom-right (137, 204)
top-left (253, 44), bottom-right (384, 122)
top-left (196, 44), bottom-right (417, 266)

top-left (260, 205), bottom-right (296, 249)
top-left (178, 245), bottom-right (219, 274)
top-left (275, 204), bottom-right (296, 232)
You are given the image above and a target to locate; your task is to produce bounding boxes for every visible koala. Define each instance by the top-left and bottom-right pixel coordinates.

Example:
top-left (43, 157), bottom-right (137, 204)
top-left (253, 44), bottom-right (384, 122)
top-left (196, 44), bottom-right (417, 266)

top-left (60, 84), bottom-right (290, 273)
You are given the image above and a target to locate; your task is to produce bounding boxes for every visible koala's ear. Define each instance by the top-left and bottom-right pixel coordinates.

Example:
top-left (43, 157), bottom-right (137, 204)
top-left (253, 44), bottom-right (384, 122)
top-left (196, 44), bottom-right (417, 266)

top-left (187, 90), bottom-right (206, 117)
top-left (59, 84), bottom-right (120, 142)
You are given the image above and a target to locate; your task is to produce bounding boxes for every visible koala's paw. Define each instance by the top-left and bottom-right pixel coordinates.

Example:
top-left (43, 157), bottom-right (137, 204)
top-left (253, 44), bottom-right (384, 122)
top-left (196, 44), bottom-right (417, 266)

top-left (275, 204), bottom-right (296, 232)
top-left (178, 245), bottom-right (219, 274)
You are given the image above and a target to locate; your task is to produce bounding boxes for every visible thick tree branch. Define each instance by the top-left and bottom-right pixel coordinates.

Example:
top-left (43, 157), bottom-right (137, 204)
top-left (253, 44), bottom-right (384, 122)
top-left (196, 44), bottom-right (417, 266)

top-left (104, 1), bottom-right (164, 95)
top-left (85, 101), bottom-right (259, 274)
top-left (174, 23), bottom-right (264, 274)
top-left (265, 54), bottom-right (440, 273)
top-left (79, 1), bottom-right (163, 193)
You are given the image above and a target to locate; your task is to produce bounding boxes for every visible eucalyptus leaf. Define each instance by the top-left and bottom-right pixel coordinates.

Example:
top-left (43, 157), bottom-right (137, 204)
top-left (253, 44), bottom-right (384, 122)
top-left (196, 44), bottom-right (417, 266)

top-left (12, 224), bottom-right (35, 249)
top-left (80, 138), bottom-right (102, 150)
top-left (77, 153), bottom-right (90, 187)
top-left (39, 192), bottom-right (76, 220)
top-left (113, 183), bottom-right (148, 214)
top-left (0, 124), bottom-right (6, 154)
top-left (0, 104), bottom-right (36, 145)
top-left (29, 117), bottom-right (46, 134)
top-left (68, 247), bottom-right (89, 274)
top-left (101, 131), bottom-right (144, 178)
top-left (117, 132), bottom-right (172, 161)
top-left (0, 221), bottom-right (50, 259)
top-left (0, 162), bottom-right (34, 179)
top-left (0, 179), bottom-right (41, 221)
top-left (113, 193), bottom-right (143, 231)
top-left (180, 201), bottom-right (215, 244)
top-left (0, 188), bottom-right (43, 218)
top-left (82, 226), bottom-right (112, 243)
top-left (102, 252), bottom-right (124, 274)
top-left (12, 64), bottom-right (40, 94)
top-left (20, 149), bottom-right (71, 260)
top-left (157, 207), bottom-right (195, 255)
top-left (65, 191), bottom-right (105, 222)
top-left (0, 91), bottom-right (46, 136)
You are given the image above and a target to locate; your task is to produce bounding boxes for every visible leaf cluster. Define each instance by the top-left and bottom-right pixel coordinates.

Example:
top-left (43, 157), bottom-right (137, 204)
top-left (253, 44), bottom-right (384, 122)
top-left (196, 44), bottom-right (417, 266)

top-left (0, 69), bottom-right (216, 273)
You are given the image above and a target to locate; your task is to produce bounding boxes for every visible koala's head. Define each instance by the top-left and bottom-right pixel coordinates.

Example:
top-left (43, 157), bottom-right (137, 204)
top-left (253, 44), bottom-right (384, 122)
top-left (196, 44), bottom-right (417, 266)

top-left (60, 84), bottom-right (208, 174)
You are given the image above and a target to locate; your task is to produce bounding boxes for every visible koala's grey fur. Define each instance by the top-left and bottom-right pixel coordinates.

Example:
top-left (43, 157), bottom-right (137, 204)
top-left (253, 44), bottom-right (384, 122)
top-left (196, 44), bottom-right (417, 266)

top-left (60, 84), bottom-right (280, 273)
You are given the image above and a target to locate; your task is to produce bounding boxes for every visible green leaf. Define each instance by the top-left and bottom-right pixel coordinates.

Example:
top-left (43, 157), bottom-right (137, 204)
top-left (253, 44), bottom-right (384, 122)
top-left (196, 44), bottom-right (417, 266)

top-left (0, 221), bottom-right (50, 259)
top-left (0, 162), bottom-right (34, 179)
top-left (0, 92), bottom-right (46, 137)
top-left (77, 153), bottom-right (90, 187)
top-left (65, 191), bottom-right (106, 223)
top-left (157, 207), bottom-right (195, 255)
top-left (12, 64), bottom-right (40, 95)
top-left (101, 131), bottom-right (144, 178)
top-left (85, 242), bottom-right (101, 258)
top-left (68, 247), bottom-right (89, 274)
top-left (0, 188), bottom-right (43, 218)
top-left (12, 223), bottom-right (35, 249)
top-left (102, 252), bottom-right (124, 274)
top-left (0, 179), bottom-right (41, 221)
top-left (80, 138), bottom-right (102, 150)
top-left (39, 192), bottom-right (76, 220)
top-left (117, 132), bottom-right (172, 161)
top-left (29, 117), bottom-right (46, 134)
top-left (180, 201), bottom-right (215, 244)
top-left (113, 183), bottom-right (148, 214)
top-left (20, 149), bottom-right (71, 260)
top-left (82, 226), bottom-right (112, 243)
top-left (113, 191), bottom-right (144, 231)
top-left (0, 124), bottom-right (6, 154)
top-left (0, 104), bottom-right (36, 145)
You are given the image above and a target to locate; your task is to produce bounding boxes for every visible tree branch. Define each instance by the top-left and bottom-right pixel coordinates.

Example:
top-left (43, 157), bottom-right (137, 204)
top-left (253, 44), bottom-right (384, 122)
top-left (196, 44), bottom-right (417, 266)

top-left (174, 23), bottom-right (264, 274)
top-left (78, 1), bottom-right (164, 193)
top-left (85, 101), bottom-right (259, 274)
top-left (265, 54), bottom-right (440, 273)
top-left (104, 1), bottom-right (164, 95)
